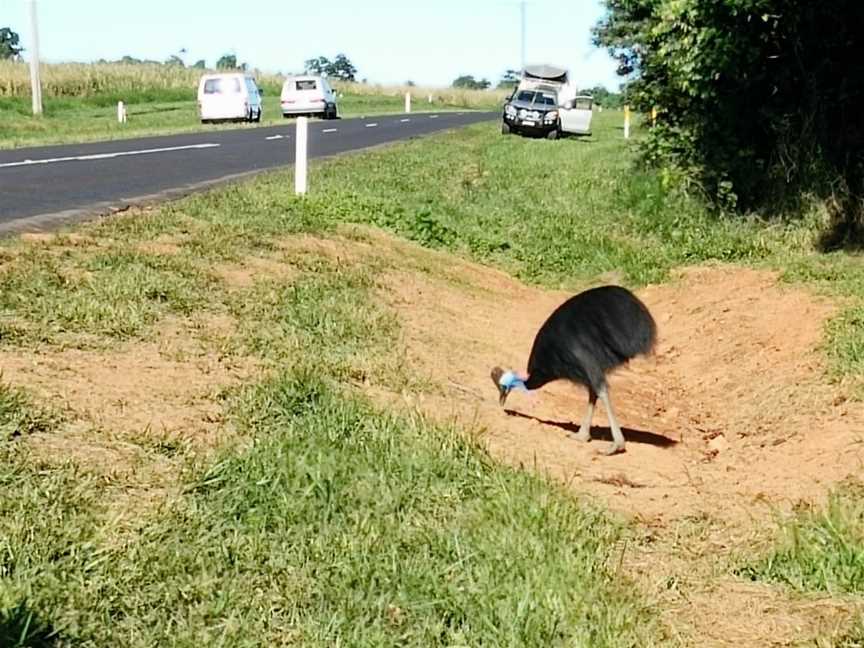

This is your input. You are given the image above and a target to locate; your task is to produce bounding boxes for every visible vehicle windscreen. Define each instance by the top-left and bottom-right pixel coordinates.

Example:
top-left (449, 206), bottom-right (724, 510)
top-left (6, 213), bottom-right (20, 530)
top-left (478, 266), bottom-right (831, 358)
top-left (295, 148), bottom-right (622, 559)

top-left (515, 90), bottom-right (557, 107)
top-left (295, 80), bottom-right (318, 91)
top-left (203, 78), bottom-right (241, 94)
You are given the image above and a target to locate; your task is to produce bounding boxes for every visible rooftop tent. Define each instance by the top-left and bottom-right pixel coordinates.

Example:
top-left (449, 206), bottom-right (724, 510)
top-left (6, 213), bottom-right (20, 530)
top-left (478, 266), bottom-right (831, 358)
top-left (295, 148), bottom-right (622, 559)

top-left (522, 64), bottom-right (568, 83)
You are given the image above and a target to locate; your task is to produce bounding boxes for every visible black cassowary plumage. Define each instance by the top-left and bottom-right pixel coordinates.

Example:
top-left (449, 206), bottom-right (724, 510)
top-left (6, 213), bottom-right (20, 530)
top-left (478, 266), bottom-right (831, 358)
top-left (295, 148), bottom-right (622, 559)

top-left (491, 285), bottom-right (656, 455)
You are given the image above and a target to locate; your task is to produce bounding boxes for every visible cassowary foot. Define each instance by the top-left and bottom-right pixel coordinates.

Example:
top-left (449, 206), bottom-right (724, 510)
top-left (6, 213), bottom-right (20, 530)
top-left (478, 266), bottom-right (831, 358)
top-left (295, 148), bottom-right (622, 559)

top-left (599, 442), bottom-right (626, 456)
top-left (572, 426), bottom-right (591, 443)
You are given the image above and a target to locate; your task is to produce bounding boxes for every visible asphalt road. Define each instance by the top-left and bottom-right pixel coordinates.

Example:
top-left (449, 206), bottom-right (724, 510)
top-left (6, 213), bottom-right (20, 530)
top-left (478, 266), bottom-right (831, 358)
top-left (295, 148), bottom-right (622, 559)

top-left (0, 111), bottom-right (497, 233)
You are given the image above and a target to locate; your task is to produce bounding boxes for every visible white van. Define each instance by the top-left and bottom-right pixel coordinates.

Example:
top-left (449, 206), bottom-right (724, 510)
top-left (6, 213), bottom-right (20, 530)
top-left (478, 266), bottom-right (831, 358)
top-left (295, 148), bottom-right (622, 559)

top-left (280, 75), bottom-right (338, 119)
top-left (197, 73), bottom-right (263, 124)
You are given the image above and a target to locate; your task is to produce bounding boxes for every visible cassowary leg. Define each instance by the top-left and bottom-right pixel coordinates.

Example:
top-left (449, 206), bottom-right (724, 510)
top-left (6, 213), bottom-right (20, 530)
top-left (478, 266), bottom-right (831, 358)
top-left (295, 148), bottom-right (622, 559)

top-left (598, 387), bottom-right (626, 455)
top-left (573, 389), bottom-right (597, 443)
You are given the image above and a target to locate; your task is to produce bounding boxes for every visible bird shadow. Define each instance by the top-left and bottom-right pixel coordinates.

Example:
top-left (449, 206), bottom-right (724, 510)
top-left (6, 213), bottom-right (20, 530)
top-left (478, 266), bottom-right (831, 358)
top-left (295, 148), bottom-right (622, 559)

top-left (504, 409), bottom-right (678, 448)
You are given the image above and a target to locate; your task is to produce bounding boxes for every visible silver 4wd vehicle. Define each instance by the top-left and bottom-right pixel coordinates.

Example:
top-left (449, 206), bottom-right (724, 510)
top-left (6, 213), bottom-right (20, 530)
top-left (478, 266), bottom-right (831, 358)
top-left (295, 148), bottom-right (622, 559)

top-left (501, 87), bottom-right (562, 139)
top-left (501, 64), bottom-right (594, 139)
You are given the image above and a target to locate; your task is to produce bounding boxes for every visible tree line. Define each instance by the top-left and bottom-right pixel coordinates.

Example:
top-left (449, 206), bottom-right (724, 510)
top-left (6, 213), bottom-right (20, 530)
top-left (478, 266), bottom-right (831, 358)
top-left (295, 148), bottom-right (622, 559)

top-left (593, 0), bottom-right (864, 247)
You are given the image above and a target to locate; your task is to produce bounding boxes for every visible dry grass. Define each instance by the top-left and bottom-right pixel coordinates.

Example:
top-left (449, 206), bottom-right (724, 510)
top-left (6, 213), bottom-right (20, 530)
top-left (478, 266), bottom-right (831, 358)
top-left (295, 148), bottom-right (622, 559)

top-left (0, 61), bottom-right (506, 109)
top-left (0, 61), bottom-right (213, 97)
top-left (331, 80), bottom-right (509, 109)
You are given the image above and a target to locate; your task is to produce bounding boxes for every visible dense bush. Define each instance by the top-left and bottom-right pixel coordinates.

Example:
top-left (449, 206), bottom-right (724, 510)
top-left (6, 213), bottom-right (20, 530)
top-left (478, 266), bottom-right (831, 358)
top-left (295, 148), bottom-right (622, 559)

top-left (594, 0), bottom-right (864, 247)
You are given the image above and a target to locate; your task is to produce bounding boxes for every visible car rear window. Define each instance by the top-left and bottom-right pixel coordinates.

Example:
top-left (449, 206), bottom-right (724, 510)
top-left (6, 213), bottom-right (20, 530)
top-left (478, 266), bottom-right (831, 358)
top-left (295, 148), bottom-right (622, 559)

top-left (296, 80), bottom-right (317, 91)
top-left (203, 78), bottom-right (241, 94)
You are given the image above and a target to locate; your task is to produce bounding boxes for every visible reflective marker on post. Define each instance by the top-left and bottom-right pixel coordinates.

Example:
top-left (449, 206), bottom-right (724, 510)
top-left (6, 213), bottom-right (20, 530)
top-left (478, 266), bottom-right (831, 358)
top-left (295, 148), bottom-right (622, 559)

top-left (295, 116), bottom-right (308, 195)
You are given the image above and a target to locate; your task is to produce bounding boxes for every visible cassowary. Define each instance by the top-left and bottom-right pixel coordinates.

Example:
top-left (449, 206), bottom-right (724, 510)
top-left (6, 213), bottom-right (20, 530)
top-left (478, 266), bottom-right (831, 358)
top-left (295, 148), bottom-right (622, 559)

top-left (491, 285), bottom-right (656, 455)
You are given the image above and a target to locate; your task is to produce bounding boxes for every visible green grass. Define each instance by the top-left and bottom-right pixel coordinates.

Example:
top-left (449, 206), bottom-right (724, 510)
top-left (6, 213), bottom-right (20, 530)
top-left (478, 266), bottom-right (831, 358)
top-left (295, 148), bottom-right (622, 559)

top-left (0, 243), bottom-right (214, 346)
top-left (135, 112), bottom-right (802, 288)
top-left (5, 112), bottom-right (862, 375)
top-left (3, 107), bottom-right (864, 644)
top-left (0, 249), bottom-right (656, 645)
top-left (0, 382), bottom-right (655, 646)
top-left (738, 483), bottom-right (864, 595)
top-left (0, 382), bottom-right (60, 443)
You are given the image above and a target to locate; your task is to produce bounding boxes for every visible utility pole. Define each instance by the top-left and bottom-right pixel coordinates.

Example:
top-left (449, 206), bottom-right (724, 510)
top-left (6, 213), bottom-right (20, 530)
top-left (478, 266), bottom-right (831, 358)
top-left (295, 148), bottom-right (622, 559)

top-left (520, 1), bottom-right (526, 71)
top-left (27, 0), bottom-right (43, 116)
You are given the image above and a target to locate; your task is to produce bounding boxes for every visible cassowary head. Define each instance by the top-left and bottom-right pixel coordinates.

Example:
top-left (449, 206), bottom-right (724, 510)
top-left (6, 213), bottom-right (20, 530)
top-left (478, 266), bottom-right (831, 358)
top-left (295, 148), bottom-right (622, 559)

top-left (490, 366), bottom-right (526, 406)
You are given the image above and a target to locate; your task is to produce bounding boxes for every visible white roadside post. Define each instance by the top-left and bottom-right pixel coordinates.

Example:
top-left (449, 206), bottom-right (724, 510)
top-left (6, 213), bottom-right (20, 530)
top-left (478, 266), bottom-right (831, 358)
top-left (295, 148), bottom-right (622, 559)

top-left (117, 101), bottom-right (127, 123)
top-left (428, 94), bottom-right (433, 104)
top-left (623, 105), bottom-right (631, 139)
top-left (295, 116), bottom-right (308, 195)
top-left (405, 92), bottom-right (411, 113)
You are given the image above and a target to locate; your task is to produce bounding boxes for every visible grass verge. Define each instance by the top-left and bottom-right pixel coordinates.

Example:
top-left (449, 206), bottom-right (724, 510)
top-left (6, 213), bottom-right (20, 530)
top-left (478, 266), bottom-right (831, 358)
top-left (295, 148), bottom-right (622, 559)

top-left (1, 108), bottom-right (864, 644)
top-left (738, 483), bottom-right (864, 595)
top-left (0, 246), bottom-right (657, 645)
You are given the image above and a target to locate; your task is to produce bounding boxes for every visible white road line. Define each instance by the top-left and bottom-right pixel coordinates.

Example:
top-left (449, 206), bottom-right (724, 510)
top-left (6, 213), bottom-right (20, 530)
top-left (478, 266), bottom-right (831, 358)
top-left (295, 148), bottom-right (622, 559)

top-left (0, 143), bottom-right (221, 169)
top-left (400, 118), bottom-right (411, 123)
top-left (265, 135), bottom-right (283, 140)
top-left (429, 115), bottom-right (439, 119)
top-left (365, 123), bottom-right (378, 128)
top-left (321, 128), bottom-right (338, 133)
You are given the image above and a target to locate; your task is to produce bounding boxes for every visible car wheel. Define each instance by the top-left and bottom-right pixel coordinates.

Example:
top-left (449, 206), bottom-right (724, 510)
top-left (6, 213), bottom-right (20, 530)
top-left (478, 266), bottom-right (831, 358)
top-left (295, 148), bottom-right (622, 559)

top-left (501, 122), bottom-right (511, 135)
top-left (546, 128), bottom-right (560, 140)
top-left (254, 108), bottom-right (262, 123)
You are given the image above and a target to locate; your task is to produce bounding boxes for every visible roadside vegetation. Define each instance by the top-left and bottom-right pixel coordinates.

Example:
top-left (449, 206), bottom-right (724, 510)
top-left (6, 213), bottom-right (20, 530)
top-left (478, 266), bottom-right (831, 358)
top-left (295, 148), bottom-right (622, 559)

top-left (0, 102), bottom-right (863, 644)
top-left (0, 112), bottom-right (667, 646)
top-left (0, 61), bottom-right (506, 149)
top-left (594, 0), bottom-right (864, 247)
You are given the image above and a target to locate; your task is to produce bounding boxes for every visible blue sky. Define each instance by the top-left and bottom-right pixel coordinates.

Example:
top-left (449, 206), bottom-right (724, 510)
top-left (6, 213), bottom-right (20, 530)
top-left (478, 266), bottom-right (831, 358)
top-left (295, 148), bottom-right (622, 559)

top-left (5, 0), bottom-right (621, 89)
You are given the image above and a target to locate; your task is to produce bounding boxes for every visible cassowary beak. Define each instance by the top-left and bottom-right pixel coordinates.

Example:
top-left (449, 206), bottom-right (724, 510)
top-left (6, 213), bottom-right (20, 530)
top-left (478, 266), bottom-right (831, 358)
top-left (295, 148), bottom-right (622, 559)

top-left (490, 366), bottom-right (509, 407)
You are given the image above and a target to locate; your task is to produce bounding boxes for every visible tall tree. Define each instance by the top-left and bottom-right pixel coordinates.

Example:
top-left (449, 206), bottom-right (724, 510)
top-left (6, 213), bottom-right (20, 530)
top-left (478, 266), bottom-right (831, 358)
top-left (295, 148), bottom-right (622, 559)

top-left (305, 54), bottom-right (358, 81)
top-left (304, 56), bottom-right (331, 76)
top-left (0, 27), bottom-right (23, 60)
top-left (497, 69), bottom-right (520, 89)
top-left (452, 75), bottom-right (490, 90)
top-left (216, 53), bottom-right (238, 70)
top-left (330, 53), bottom-right (357, 81)
top-left (594, 0), bottom-right (864, 245)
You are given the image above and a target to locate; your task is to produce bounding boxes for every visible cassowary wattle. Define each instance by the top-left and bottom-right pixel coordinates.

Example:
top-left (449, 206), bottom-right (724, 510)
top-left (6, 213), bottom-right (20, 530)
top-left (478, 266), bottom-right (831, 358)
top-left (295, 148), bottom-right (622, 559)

top-left (490, 285), bottom-right (656, 455)
top-left (490, 367), bottom-right (526, 406)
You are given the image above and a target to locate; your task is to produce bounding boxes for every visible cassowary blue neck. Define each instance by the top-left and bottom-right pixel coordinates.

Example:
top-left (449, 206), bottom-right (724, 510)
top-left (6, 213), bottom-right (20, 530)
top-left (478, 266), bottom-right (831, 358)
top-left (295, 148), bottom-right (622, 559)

top-left (499, 370), bottom-right (528, 391)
